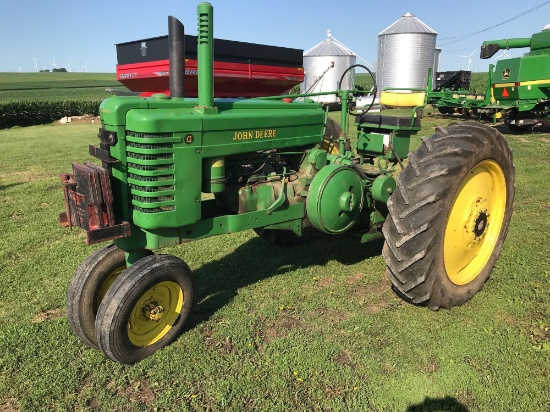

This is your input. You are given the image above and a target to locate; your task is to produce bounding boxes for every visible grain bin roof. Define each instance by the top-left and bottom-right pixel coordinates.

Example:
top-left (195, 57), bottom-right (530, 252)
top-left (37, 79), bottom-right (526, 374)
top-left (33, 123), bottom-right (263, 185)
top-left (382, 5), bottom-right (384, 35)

top-left (379, 12), bottom-right (437, 35)
top-left (304, 31), bottom-right (355, 57)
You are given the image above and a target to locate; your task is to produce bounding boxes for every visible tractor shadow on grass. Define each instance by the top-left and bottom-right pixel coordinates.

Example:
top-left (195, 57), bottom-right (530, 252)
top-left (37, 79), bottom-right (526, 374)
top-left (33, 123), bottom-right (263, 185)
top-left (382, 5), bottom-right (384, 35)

top-left (185, 233), bottom-right (385, 328)
top-left (406, 396), bottom-right (469, 412)
top-left (0, 182), bottom-right (22, 191)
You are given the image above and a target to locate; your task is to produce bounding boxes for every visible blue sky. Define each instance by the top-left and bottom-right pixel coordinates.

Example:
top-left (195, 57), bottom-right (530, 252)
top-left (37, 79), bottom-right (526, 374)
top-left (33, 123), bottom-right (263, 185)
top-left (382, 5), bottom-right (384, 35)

top-left (1, 0), bottom-right (549, 73)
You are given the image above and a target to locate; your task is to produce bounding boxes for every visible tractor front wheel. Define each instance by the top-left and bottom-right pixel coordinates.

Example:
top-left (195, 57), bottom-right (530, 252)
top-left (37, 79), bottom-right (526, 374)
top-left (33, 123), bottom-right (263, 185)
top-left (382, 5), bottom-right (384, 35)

top-left (383, 122), bottom-right (515, 309)
top-left (95, 254), bottom-right (194, 364)
top-left (67, 244), bottom-right (130, 348)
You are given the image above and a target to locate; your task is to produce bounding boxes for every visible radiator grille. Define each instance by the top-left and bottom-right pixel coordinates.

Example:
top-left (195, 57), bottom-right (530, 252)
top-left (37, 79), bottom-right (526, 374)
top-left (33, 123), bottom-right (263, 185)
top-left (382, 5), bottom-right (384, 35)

top-left (126, 131), bottom-right (176, 213)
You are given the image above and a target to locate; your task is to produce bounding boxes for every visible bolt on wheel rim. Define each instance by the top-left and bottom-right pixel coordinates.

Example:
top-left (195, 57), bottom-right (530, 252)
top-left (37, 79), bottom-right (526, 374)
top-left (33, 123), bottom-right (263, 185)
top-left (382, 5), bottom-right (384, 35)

top-left (127, 281), bottom-right (184, 347)
top-left (444, 160), bottom-right (507, 285)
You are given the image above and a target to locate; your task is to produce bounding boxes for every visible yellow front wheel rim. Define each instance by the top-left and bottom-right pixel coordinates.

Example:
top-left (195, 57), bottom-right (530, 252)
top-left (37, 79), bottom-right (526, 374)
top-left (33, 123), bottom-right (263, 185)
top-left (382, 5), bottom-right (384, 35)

top-left (444, 160), bottom-right (507, 285)
top-left (127, 281), bottom-right (184, 347)
top-left (97, 265), bottom-right (126, 307)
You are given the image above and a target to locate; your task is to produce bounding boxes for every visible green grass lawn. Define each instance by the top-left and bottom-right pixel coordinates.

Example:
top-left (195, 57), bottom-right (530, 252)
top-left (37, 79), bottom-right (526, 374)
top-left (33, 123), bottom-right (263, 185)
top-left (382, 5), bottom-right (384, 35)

top-left (0, 115), bottom-right (549, 411)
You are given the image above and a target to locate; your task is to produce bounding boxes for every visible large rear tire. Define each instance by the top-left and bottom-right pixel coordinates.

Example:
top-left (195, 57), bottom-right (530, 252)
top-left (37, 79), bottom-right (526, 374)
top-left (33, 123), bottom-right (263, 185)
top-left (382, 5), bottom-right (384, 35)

top-left (382, 122), bottom-right (515, 309)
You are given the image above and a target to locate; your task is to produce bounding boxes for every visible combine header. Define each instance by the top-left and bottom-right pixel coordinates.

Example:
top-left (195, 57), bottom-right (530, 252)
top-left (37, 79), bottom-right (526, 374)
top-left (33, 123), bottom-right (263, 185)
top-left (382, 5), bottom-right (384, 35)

top-left (61, 3), bottom-right (515, 364)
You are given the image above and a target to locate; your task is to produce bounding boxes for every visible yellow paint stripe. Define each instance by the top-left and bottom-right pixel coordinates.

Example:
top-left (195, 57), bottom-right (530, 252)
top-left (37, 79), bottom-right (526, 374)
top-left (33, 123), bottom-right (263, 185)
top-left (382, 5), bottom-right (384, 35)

top-left (521, 79), bottom-right (550, 86)
top-left (494, 79), bottom-right (550, 88)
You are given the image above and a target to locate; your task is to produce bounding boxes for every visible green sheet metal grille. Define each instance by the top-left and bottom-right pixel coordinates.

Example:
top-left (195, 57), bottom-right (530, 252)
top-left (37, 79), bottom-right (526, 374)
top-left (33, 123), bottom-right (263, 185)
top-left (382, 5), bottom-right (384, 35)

top-left (126, 131), bottom-right (176, 213)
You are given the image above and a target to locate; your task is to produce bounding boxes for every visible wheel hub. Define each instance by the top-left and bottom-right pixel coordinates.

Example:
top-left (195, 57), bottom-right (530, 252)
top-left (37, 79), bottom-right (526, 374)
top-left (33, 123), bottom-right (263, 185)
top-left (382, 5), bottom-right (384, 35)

top-left (142, 302), bottom-right (165, 322)
top-left (463, 198), bottom-right (490, 248)
top-left (473, 211), bottom-right (488, 238)
top-left (127, 281), bottom-right (184, 347)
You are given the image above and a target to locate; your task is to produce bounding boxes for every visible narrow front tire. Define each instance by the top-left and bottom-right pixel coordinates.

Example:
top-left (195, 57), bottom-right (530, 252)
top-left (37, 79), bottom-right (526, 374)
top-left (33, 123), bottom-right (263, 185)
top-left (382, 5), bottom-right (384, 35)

top-left (95, 255), bottom-right (194, 364)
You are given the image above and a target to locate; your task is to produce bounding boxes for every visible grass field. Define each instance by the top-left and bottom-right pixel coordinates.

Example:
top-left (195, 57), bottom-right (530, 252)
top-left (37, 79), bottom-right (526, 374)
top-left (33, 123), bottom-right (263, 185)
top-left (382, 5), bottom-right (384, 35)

top-left (0, 111), bottom-right (549, 411)
top-left (0, 73), bottom-right (122, 102)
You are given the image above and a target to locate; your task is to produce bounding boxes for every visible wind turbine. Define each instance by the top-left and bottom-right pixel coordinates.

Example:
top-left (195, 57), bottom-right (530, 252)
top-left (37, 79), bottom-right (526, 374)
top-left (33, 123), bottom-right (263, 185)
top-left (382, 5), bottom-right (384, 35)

top-left (33, 56), bottom-right (39, 72)
top-left (495, 50), bottom-right (511, 59)
top-left (66, 62), bottom-right (72, 72)
top-left (461, 49), bottom-right (476, 71)
top-left (83, 62), bottom-right (88, 73)
top-left (51, 58), bottom-right (57, 70)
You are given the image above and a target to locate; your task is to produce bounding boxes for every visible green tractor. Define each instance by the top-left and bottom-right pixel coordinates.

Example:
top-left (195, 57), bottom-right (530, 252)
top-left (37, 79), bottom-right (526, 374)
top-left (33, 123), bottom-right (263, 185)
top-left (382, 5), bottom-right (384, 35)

top-left (60, 2), bottom-right (515, 364)
top-left (481, 26), bottom-right (550, 131)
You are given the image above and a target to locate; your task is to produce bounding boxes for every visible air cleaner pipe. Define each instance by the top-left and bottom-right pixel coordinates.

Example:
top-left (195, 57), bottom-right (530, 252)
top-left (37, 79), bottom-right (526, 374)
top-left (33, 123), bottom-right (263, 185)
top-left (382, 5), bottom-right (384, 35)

top-left (168, 16), bottom-right (185, 98)
top-left (197, 2), bottom-right (214, 108)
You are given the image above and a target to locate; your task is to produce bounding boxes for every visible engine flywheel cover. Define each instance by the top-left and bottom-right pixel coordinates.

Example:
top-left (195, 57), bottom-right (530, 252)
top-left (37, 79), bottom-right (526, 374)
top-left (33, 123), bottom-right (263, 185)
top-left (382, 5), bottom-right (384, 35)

top-left (306, 164), bottom-right (364, 234)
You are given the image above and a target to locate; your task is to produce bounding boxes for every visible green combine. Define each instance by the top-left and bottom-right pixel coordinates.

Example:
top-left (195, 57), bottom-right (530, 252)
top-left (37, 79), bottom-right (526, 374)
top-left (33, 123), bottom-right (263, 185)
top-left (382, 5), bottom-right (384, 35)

top-left (431, 26), bottom-right (550, 130)
top-left (481, 27), bottom-right (550, 131)
top-left (60, 2), bottom-right (515, 364)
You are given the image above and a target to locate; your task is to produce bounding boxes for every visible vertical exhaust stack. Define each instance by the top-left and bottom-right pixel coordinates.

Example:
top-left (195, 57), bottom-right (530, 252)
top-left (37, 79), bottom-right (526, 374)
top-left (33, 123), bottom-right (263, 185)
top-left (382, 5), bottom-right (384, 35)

top-left (168, 16), bottom-right (185, 98)
top-left (197, 2), bottom-right (214, 108)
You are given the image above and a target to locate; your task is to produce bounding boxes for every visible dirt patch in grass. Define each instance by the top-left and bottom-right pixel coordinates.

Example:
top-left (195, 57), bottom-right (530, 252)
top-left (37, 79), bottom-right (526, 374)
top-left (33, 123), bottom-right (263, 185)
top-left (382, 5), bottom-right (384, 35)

top-left (335, 349), bottom-right (356, 369)
top-left (314, 308), bottom-right (350, 324)
top-left (348, 276), bottom-right (393, 314)
top-left (346, 273), bottom-right (366, 285)
top-left (527, 321), bottom-right (550, 349)
top-left (418, 358), bottom-right (441, 374)
top-left (78, 380), bottom-right (100, 410)
top-left (498, 312), bottom-right (550, 350)
top-left (455, 390), bottom-right (478, 410)
top-left (31, 308), bottom-right (65, 323)
top-left (318, 277), bottom-right (333, 288)
top-left (202, 325), bottom-right (236, 354)
top-left (0, 398), bottom-right (19, 412)
top-left (260, 315), bottom-right (305, 344)
top-left (117, 379), bottom-right (156, 405)
top-left (381, 362), bottom-right (398, 375)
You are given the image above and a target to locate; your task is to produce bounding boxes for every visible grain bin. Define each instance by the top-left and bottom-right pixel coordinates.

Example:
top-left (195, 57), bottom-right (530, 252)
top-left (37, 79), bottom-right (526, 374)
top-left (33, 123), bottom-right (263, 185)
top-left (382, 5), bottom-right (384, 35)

top-left (377, 12), bottom-right (437, 91)
top-left (301, 31), bottom-right (356, 104)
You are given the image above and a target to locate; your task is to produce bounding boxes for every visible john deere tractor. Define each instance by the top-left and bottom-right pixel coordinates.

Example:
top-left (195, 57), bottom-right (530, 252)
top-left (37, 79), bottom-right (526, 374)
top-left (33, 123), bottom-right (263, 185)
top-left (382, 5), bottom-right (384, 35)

top-left (60, 3), bottom-right (515, 364)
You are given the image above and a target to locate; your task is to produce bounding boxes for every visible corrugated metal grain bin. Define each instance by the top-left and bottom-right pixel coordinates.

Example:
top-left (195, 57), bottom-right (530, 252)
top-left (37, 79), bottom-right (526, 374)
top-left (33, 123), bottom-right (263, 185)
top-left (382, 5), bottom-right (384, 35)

top-left (301, 31), bottom-right (356, 104)
top-left (377, 13), bottom-right (437, 91)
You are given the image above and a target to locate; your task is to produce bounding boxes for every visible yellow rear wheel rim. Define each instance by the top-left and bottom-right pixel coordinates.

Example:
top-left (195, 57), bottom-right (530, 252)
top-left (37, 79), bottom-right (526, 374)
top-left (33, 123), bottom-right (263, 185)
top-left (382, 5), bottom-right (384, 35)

top-left (127, 281), bottom-right (184, 347)
top-left (444, 160), bottom-right (507, 285)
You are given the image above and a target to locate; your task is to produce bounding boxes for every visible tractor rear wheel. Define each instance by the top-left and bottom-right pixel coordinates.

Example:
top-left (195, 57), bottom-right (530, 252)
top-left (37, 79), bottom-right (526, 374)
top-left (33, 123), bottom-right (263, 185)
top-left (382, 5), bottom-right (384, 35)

top-left (67, 244), bottom-right (129, 349)
top-left (382, 122), bottom-right (515, 309)
top-left (95, 254), bottom-right (194, 364)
